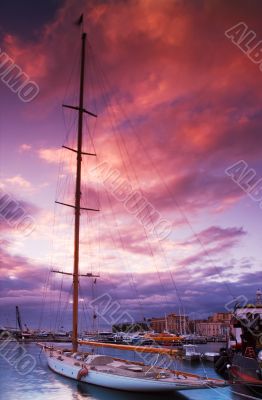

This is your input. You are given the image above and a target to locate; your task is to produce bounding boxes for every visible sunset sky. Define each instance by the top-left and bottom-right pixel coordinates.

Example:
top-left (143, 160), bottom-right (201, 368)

top-left (0, 0), bottom-right (262, 331)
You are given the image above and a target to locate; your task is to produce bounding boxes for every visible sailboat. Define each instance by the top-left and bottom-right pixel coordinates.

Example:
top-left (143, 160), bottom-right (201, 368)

top-left (42, 23), bottom-right (227, 393)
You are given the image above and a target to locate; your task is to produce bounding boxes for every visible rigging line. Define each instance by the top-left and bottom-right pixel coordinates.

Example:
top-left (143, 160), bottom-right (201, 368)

top-left (90, 57), bottom-right (171, 313)
top-left (87, 288), bottom-right (97, 333)
top-left (146, 224), bottom-right (184, 310)
top-left (102, 157), bottom-right (168, 319)
top-left (54, 272), bottom-right (64, 332)
top-left (91, 278), bottom-right (96, 331)
top-left (106, 114), bottom-right (185, 310)
top-left (198, 344), bottom-right (208, 378)
top-left (99, 207), bottom-right (139, 311)
top-left (62, 113), bottom-right (78, 149)
top-left (79, 283), bottom-right (92, 333)
top-left (62, 95), bottom-right (78, 146)
top-left (98, 91), bottom-right (181, 311)
top-left (38, 269), bottom-right (51, 330)
top-left (87, 148), bottom-right (144, 317)
top-left (78, 296), bottom-right (83, 335)
top-left (62, 35), bottom-right (80, 105)
top-left (56, 149), bottom-right (75, 204)
top-left (62, 38), bottom-right (81, 143)
top-left (55, 139), bottom-right (76, 272)
top-left (84, 117), bottom-right (98, 163)
top-left (107, 104), bottom-right (184, 311)
top-left (89, 46), bottom-right (227, 321)
top-left (103, 199), bottom-right (146, 321)
top-left (50, 157), bottom-right (64, 268)
top-left (49, 268), bottom-right (56, 332)
top-left (97, 166), bottom-right (101, 278)
top-left (87, 39), bottom-right (99, 120)
top-left (101, 181), bottom-right (148, 322)
top-left (81, 296), bottom-right (90, 335)
top-left (124, 121), bottom-right (235, 299)
top-left (94, 80), bottom-right (171, 313)
top-left (92, 279), bottom-right (97, 332)
top-left (48, 127), bottom-right (77, 311)
top-left (58, 283), bottom-right (73, 329)
top-left (87, 202), bottom-right (130, 326)
top-left (55, 275), bottom-right (63, 331)
top-left (89, 43), bottom-right (235, 298)
top-left (91, 61), bottom-right (168, 259)
top-left (47, 271), bottom-right (52, 332)
top-left (93, 51), bottom-right (235, 300)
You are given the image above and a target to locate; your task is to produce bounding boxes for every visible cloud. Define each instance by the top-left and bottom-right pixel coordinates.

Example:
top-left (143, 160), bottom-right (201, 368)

top-left (4, 175), bottom-right (31, 189)
top-left (3, 0), bottom-right (261, 218)
top-left (19, 144), bottom-right (32, 152)
top-left (0, 231), bottom-right (259, 329)
top-left (0, 246), bottom-right (46, 297)
top-left (178, 226), bottom-right (247, 268)
top-left (183, 226), bottom-right (246, 246)
top-left (0, 190), bottom-right (38, 237)
top-left (38, 147), bottom-right (62, 164)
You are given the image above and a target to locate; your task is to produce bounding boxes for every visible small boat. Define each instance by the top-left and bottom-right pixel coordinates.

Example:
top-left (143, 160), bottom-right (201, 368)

top-left (42, 16), bottom-right (227, 393)
top-left (144, 333), bottom-right (182, 346)
top-left (53, 330), bottom-right (70, 338)
top-left (182, 345), bottom-right (201, 361)
top-left (182, 334), bottom-right (207, 344)
top-left (131, 336), bottom-right (154, 346)
top-left (37, 331), bottom-right (50, 338)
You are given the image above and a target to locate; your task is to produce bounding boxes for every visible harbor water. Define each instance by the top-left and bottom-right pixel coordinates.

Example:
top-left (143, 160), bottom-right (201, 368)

top-left (0, 341), bottom-right (260, 400)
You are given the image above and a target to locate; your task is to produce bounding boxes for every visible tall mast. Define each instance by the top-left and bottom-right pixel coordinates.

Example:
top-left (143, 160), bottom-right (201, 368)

top-left (54, 23), bottom-right (99, 351)
top-left (72, 32), bottom-right (86, 352)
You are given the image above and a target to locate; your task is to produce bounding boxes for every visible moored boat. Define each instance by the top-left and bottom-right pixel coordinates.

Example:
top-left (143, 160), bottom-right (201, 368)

top-left (43, 345), bottom-right (226, 392)
top-left (215, 289), bottom-right (262, 391)
top-left (182, 344), bottom-right (201, 362)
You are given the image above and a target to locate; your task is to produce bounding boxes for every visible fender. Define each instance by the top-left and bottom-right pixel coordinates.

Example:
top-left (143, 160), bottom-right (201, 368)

top-left (77, 367), bottom-right (89, 380)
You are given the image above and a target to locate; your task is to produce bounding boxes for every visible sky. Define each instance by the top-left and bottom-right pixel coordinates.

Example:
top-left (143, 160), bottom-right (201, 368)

top-left (0, 0), bottom-right (262, 332)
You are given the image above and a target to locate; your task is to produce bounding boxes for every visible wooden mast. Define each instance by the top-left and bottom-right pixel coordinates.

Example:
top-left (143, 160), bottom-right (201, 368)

top-left (57, 23), bottom-right (98, 352)
top-left (72, 31), bottom-right (86, 353)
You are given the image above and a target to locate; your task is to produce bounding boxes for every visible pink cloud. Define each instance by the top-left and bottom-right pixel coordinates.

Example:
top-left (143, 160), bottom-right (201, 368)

top-left (7, 1), bottom-right (258, 222)
top-left (5, 175), bottom-right (31, 189)
top-left (19, 144), bottom-right (32, 152)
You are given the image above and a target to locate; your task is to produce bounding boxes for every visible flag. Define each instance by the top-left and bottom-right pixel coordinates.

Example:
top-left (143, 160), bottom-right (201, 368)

top-left (75, 14), bottom-right (83, 26)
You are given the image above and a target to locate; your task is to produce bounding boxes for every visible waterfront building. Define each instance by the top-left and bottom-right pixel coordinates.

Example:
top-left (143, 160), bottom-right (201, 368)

top-left (150, 313), bottom-right (189, 334)
top-left (195, 312), bottom-right (232, 338)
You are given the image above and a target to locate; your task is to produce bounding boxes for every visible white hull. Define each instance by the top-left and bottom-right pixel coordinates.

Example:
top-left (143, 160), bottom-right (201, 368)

top-left (44, 348), bottom-right (227, 393)
top-left (183, 345), bottom-right (201, 362)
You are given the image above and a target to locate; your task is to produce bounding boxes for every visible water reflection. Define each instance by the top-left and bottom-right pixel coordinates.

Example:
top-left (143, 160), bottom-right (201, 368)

top-left (47, 372), bottom-right (262, 400)
top-left (77, 382), bottom-right (189, 400)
